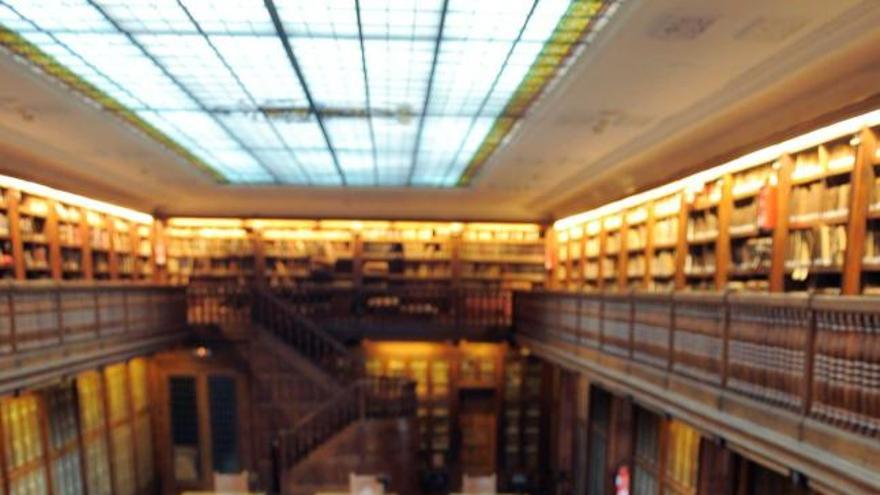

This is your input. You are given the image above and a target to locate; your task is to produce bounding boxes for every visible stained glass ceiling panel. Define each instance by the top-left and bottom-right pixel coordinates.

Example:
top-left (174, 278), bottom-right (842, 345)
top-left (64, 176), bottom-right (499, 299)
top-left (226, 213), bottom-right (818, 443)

top-left (0, 0), bottom-right (619, 187)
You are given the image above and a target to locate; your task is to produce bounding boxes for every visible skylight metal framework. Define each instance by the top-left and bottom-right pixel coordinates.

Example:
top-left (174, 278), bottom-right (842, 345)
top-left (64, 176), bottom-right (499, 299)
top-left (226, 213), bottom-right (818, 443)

top-left (0, 0), bottom-right (619, 187)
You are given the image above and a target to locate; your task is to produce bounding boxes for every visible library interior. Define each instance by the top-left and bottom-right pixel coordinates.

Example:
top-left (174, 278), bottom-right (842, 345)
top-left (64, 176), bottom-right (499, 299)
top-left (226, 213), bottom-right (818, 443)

top-left (0, 1), bottom-right (878, 494)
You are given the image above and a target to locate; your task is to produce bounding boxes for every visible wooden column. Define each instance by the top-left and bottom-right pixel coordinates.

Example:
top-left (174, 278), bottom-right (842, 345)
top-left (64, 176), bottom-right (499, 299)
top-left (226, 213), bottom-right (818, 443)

top-left (151, 220), bottom-right (164, 283)
top-left (617, 217), bottom-right (629, 290)
top-left (81, 208), bottom-right (94, 280)
top-left (842, 128), bottom-right (877, 294)
top-left (565, 234), bottom-right (574, 290)
top-left (353, 231), bottom-right (364, 290)
top-left (715, 174), bottom-right (733, 289)
top-left (644, 201), bottom-right (656, 289)
top-left (770, 155), bottom-right (794, 292)
top-left (674, 194), bottom-right (689, 290)
top-left (451, 231), bottom-right (462, 290)
top-left (46, 199), bottom-right (62, 280)
top-left (572, 375), bottom-right (590, 495)
top-left (605, 395), bottom-right (633, 494)
top-left (577, 229), bottom-right (587, 291)
top-left (597, 224), bottom-right (607, 290)
top-left (250, 228), bottom-right (266, 287)
top-left (7, 189), bottom-right (25, 280)
top-left (129, 225), bottom-right (141, 280)
top-left (107, 217), bottom-right (119, 280)
top-left (697, 439), bottom-right (736, 495)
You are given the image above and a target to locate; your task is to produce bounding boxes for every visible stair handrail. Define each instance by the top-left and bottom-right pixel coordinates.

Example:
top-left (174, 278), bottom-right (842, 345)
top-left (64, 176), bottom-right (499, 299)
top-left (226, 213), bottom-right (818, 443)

top-left (252, 285), bottom-right (364, 382)
top-left (274, 376), bottom-right (417, 491)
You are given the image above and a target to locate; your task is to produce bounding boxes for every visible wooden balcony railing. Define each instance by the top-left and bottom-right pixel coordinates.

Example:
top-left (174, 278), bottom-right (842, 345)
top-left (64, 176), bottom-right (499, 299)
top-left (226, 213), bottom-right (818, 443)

top-left (187, 281), bottom-right (513, 340)
top-left (274, 376), bottom-right (417, 490)
top-left (0, 281), bottom-right (188, 394)
top-left (271, 286), bottom-right (512, 339)
top-left (515, 290), bottom-right (880, 440)
top-left (515, 289), bottom-right (880, 492)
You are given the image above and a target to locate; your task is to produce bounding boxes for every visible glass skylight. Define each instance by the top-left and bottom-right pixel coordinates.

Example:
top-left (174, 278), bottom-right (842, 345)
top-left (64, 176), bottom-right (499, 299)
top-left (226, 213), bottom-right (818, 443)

top-left (0, 0), bottom-right (619, 187)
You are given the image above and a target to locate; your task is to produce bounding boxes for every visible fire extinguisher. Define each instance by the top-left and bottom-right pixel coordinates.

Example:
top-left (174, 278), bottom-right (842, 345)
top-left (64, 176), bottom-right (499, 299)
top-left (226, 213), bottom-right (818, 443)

top-left (757, 178), bottom-right (778, 231)
top-left (615, 465), bottom-right (631, 495)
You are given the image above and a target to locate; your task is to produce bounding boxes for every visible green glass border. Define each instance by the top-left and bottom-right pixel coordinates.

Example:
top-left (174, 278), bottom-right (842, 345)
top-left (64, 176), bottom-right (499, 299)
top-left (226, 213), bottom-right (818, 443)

top-left (1, 0), bottom-right (611, 188)
top-left (457, 0), bottom-right (609, 186)
top-left (0, 25), bottom-right (226, 183)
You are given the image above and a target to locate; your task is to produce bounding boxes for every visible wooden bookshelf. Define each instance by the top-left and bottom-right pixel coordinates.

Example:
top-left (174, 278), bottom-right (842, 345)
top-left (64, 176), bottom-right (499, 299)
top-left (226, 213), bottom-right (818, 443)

top-left (684, 179), bottom-right (721, 290)
top-left (782, 141), bottom-right (855, 294)
top-left (16, 191), bottom-right (51, 280)
top-left (459, 223), bottom-right (545, 291)
top-left (624, 207), bottom-right (648, 289)
top-left (0, 187), bottom-right (14, 280)
top-left (583, 221), bottom-right (601, 292)
top-left (360, 221), bottom-right (453, 289)
top-left (165, 220), bottom-right (254, 285)
top-left (552, 119), bottom-right (880, 295)
top-left (651, 195), bottom-right (680, 291)
top-left (599, 215), bottom-right (622, 290)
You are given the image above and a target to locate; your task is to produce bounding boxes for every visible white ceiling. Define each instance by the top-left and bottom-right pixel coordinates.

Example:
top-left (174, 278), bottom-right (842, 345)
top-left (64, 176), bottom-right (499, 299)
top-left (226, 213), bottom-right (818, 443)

top-left (1, 0), bottom-right (879, 222)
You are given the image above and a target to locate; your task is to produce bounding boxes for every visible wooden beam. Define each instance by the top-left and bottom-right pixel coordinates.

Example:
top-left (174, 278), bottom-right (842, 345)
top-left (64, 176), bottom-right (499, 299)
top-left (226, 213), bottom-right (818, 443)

top-left (7, 189), bottom-right (24, 280)
top-left (842, 128), bottom-right (877, 294)
top-left (644, 201), bottom-right (656, 290)
top-left (770, 155), bottom-right (794, 292)
top-left (715, 174), bottom-right (733, 289)
top-left (674, 194), bottom-right (689, 290)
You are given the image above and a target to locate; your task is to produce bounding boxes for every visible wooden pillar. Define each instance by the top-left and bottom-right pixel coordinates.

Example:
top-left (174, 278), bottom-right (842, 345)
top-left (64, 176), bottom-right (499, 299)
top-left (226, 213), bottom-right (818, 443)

top-left (597, 225), bottom-right (607, 290)
top-left (674, 194), bottom-right (689, 290)
top-left (250, 228), bottom-right (266, 287)
top-left (7, 189), bottom-right (25, 280)
top-left (577, 228), bottom-right (587, 291)
top-left (770, 155), bottom-right (794, 292)
top-left (81, 208), bottom-right (94, 281)
top-left (697, 439), bottom-right (736, 495)
top-left (572, 375), bottom-right (591, 495)
top-left (842, 128), bottom-right (877, 294)
top-left (715, 174), bottom-right (733, 289)
top-left (617, 217), bottom-right (629, 290)
top-left (644, 201), bottom-right (656, 289)
top-left (606, 395), bottom-right (633, 494)
top-left (46, 199), bottom-right (62, 280)
top-left (129, 225), bottom-right (141, 280)
top-left (152, 220), bottom-right (166, 284)
top-left (107, 217), bottom-right (119, 280)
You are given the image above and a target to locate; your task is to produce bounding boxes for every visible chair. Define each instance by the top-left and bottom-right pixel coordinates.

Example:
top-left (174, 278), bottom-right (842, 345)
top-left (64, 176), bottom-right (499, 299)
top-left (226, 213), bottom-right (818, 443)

top-left (462, 473), bottom-right (496, 494)
top-left (350, 473), bottom-right (384, 495)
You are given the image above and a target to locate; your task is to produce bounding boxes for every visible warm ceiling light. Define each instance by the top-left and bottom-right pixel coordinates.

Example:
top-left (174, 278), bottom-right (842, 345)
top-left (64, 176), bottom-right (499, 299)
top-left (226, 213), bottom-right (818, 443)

top-left (167, 217), bottom-right (244, 228)
top-left (554, 108), bottom-right (880, 230)
top-left (0, 173), bottom-right (152, 224)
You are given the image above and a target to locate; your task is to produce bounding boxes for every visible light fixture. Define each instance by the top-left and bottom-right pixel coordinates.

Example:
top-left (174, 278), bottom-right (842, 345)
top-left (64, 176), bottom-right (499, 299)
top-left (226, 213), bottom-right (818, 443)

top-left (0, 173), bottom-right (152, 224)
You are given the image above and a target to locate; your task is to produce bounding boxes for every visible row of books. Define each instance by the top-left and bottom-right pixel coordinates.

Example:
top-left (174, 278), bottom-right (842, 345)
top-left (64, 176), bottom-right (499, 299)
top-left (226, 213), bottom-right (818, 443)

top-left (685, 247), bottom-right (716, 276)
top-left (789, 182), bottom-right (850, 221)
top-left (654, 218), bottom-right (678, 246)
top-left (687, 210), bottom-right (719, 242)
top-left (786, 226), bottom-right (847, 268)
top-left (460, 242), bottom-right (544, 259)
top-left (168, 237), bottom-right (253, 257)
top-left (863, 229), bottom-right (880, 264)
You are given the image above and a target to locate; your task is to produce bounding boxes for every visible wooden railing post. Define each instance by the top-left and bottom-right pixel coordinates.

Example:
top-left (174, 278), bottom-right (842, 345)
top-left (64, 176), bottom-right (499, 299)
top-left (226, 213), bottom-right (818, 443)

top-left (720, 291), bottom-right (730, 390)
top-left (667, 292), bottom-right (676, 373)
top-left (6, 290), bottom-right (17, 353)
top-left (55, 286), bottom-right (64, 345)
top-left (802, 295), bottom-right (818, 417)
top-left (627, 289), bottom-right (635, 359)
